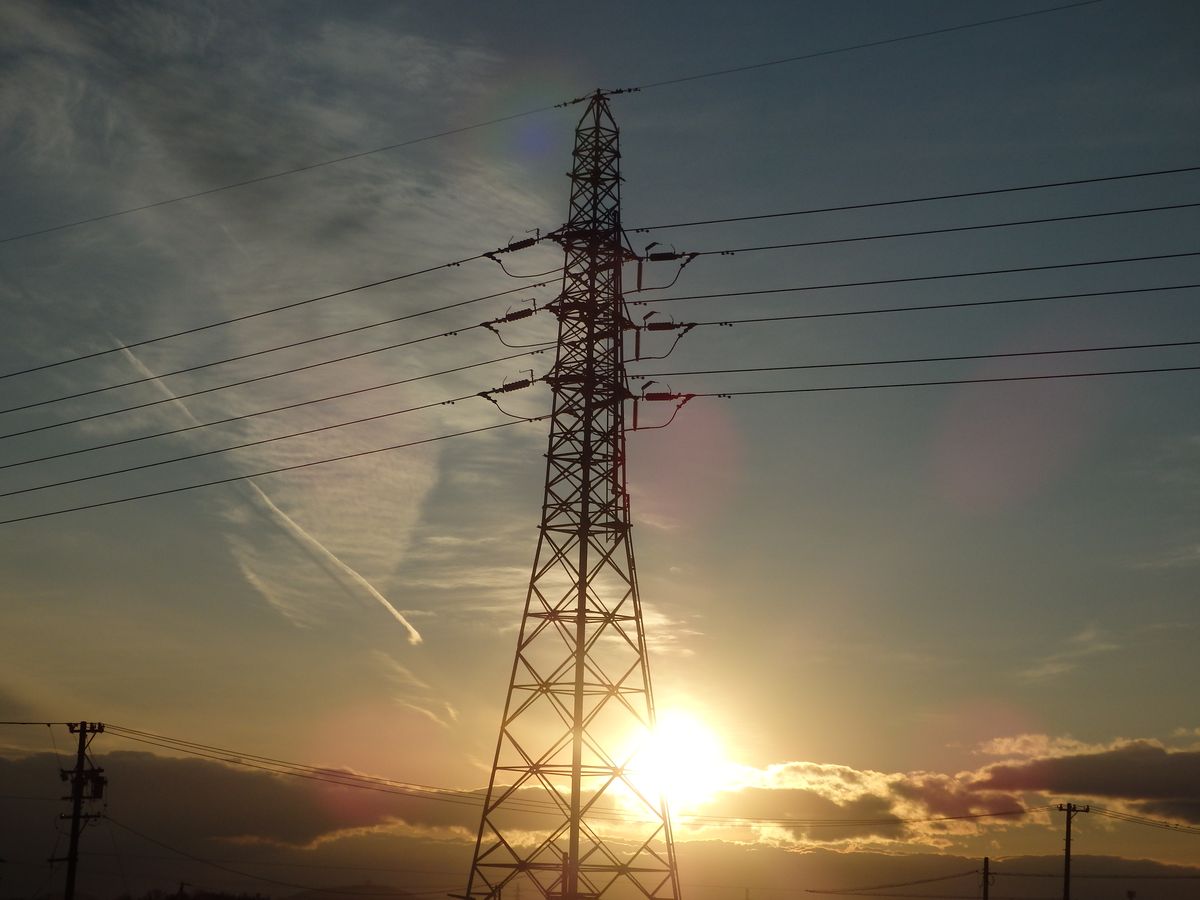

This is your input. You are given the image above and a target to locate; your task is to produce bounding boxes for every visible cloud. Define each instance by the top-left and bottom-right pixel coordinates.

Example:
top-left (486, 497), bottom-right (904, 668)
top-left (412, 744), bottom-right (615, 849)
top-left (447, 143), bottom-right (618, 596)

top-left (116, 345), bottom-right (422, 643)
top-left (1015, 625), bottom-right (1119, 682)
top-left (976, 733), bottom-right (1112, 759)
top-left (972, 742), bottom-right (1200, 820)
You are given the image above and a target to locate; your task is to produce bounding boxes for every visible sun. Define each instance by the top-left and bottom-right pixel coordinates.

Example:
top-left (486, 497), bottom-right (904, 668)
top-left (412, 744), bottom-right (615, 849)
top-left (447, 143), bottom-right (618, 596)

top-left (620, 708), bottom-right (733, 813)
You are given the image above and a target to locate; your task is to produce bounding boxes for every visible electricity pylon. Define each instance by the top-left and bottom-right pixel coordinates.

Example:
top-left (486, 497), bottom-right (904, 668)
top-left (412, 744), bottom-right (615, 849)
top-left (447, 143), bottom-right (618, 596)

top-left (461, 91), bottom-right (681, 900)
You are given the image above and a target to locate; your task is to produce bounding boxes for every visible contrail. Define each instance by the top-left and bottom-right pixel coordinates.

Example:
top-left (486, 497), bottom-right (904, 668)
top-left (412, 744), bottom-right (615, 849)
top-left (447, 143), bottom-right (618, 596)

top-left (115, 343), bottom-right (423, 644)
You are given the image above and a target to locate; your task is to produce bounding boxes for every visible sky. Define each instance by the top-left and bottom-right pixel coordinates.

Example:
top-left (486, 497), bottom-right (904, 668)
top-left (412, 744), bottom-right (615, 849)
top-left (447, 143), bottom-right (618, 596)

top-left (1, 0), bottom-right (1199, 897)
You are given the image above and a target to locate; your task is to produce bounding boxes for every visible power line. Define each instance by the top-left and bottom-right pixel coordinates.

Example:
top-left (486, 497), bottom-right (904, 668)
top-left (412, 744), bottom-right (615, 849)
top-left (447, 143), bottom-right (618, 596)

top-left (0, 350), bottom-right (542, 471)
top-left (996, 870), bottom-right (1200, 879)
top-left (658, 364), bottom-right (1200, 401)
top-left (680, 202), bottom-right (1200, 259)
top-left (104, 815), bottom-right (455, 897)
top-left (0, 277), bottom-right (553, 409)
top-left (632, 251), bottom-right (1200, 307)
top-left (102, 725), bottom-right (1053, 832)
top-left (0, 254), bottom-right (544, 381)
top-left (803, 893), bottom-right (1051, 900)
top-left (0, 417), bottom-right (543, 528)
top-left (102, 726), bottom-right (629, 823)
top-left (803, 869), bottom-right (978, 894)
top-left (1, 2), bottom-right (1103, 248)
top-left (0, 382), bottom-right (534, 500)
top-left (80, 850), bottom-right (461, 877)
top-left (631, 338), bottom-right (1200, 380)
top-left (686, 807), bottom-right (1051, 828)
top-left (629, 163), bottom-right (1200, 232)
top-left (684, 283), bottom-right (1198, 328)
top-left (7, 367), bottom-right (1200, 526)
top-left (0, 106), bottom-right (563, 247)
top-left (0, 333), bottom-right (544, 444)
top-left (630, 0), bottom-right (1102, 91)
top-left (1089, 805), bottom-right (1200, 835)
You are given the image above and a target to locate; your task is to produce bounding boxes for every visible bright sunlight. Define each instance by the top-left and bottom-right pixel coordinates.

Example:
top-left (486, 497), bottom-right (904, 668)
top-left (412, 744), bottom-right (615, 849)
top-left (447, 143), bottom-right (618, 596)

top-left (620, 708), bottom-right (735, 813)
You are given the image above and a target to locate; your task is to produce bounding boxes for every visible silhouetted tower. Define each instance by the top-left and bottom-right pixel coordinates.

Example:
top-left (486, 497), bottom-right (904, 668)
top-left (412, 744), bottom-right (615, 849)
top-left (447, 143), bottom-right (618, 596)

top-left (461, 91), bottom-right (681, 900)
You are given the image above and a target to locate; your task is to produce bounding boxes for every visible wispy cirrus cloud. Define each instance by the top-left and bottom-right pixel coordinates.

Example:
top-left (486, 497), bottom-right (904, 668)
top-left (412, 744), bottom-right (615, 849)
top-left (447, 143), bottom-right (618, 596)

top-left (1015, 624), bottom-right (1119, 682)
top-left (117, 345), bottom-right (423, 643)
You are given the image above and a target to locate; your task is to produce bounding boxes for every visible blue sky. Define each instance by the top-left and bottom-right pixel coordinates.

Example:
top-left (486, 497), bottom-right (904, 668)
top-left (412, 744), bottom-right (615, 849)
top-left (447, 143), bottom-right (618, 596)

top-left (1, 1), bottom-right (1199, 897)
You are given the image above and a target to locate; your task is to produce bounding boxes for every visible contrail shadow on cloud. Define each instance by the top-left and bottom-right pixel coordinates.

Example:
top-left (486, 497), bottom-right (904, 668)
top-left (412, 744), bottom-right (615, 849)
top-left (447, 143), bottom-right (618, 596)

top-left (115, 343), bottom-right (423, 644)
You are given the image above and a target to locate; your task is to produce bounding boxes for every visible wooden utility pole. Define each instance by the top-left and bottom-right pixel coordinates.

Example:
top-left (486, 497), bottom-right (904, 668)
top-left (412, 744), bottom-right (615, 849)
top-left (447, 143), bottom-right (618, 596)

top-left (1058, 802), bottom-right (1089, 900)
top-left (51, 722), bottom-right (105, 900)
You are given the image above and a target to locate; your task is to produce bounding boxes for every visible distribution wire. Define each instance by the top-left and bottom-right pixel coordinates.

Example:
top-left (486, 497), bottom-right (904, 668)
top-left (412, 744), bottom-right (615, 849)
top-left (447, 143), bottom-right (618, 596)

top-left (102, 725), bottom-right (635, 824)
top-left (685, 806), bottom-right (1053, 829)
top-left (0, 350), bottom-right (546, 472)
top-left (101, 724), bottom-right (1057, 832)
top-left (686, 283), bottom-right (1199, 329)
top-left (631, 251), bottom-right (1200, 307)
top-left (676, 201), bottom-right (1200, 260)
top-left (0, 276), bottom-right (556, 412)
top-left (803, 869), bottom-right (978, 894)
top-left (0, 329), bottom-right (544, 443)
top-left (0, 417), bottom-right (545, 528)
top-left (631, 337), bottom-right (1200, 380)
top-left (996, 870), bottom-right (1200, 879)
top-left (0, 364), bottom-right (547, 500)
top-left (1090, 805), bottom-right (1200, 835)
top-left (79, 849), bottom-right (462, 877)
top-left (1, 1), bottom-right (1102, 249)
top-left (105, 815), bottom-right (456, 898)
top-left (803, 893), bottom-right (1052, 900)
top-left (629, 163), bottom-right (1200, 232)
top-left (629, 0), bottom-right (1101, 91)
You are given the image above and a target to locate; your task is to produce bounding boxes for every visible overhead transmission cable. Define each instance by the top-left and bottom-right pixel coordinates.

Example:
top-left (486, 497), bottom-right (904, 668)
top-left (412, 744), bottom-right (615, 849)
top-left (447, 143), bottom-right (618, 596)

top-left (0, 277), bottom-right (554, 411)
top-left (0, 350), bottom-right (542, 471)
top-left (3, 0), bottom-right (1102, 248)
top-left (675, 202), bottom-right (1200, 259)
top-left (7, 365), bottom-right (1200, 527)
top-left (0, 351), bottom-right (545, 472)
top-left (0, 255), bottom-right (553, 382)
top-left (632, 251), bottom-right (1200, 307)
top-left (0, 360), bottom-right (548, 500)
top-left (629, 163), bottom-right (1200, 232)
top-left (20, 336), bottom-right (1192, 497)
top-left (628, 0), bottom-right (1101, 91)
top-left (631, 338), bottom-right (1200, 380)
top-left (0, 325), bottom-right (549, 443)
top-left (641, 365), bottom-right (1200, 403)
top-left (0, 106), bottom-right (563, 247)
top-left (681, 283), bottom-right (1198, 329)
top-left (0, 418), bottom-right (545, 528)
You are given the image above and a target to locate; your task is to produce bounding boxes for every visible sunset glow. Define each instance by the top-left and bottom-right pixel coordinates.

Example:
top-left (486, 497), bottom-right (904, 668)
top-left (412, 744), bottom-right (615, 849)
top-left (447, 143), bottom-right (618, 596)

top-left (621, 709), bottom-right (734, 813)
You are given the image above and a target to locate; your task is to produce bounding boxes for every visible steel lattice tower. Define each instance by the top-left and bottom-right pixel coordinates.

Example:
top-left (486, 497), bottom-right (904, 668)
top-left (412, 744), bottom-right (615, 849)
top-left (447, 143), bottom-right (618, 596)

top-left (461, 92), bottom-right (681, 900)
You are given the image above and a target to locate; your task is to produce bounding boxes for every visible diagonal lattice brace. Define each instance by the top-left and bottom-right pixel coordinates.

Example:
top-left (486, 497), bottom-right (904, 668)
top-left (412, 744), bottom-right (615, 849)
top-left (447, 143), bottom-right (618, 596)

top-left (462, 91), bottom-right (681, 900)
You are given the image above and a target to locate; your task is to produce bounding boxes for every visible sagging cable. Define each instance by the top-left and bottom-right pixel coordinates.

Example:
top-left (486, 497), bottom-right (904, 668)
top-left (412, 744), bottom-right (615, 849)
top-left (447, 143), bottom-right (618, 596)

top-left (633, 312), bottom-right (696, 361)
top-left (630, 381), bottom-right (695, 431)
